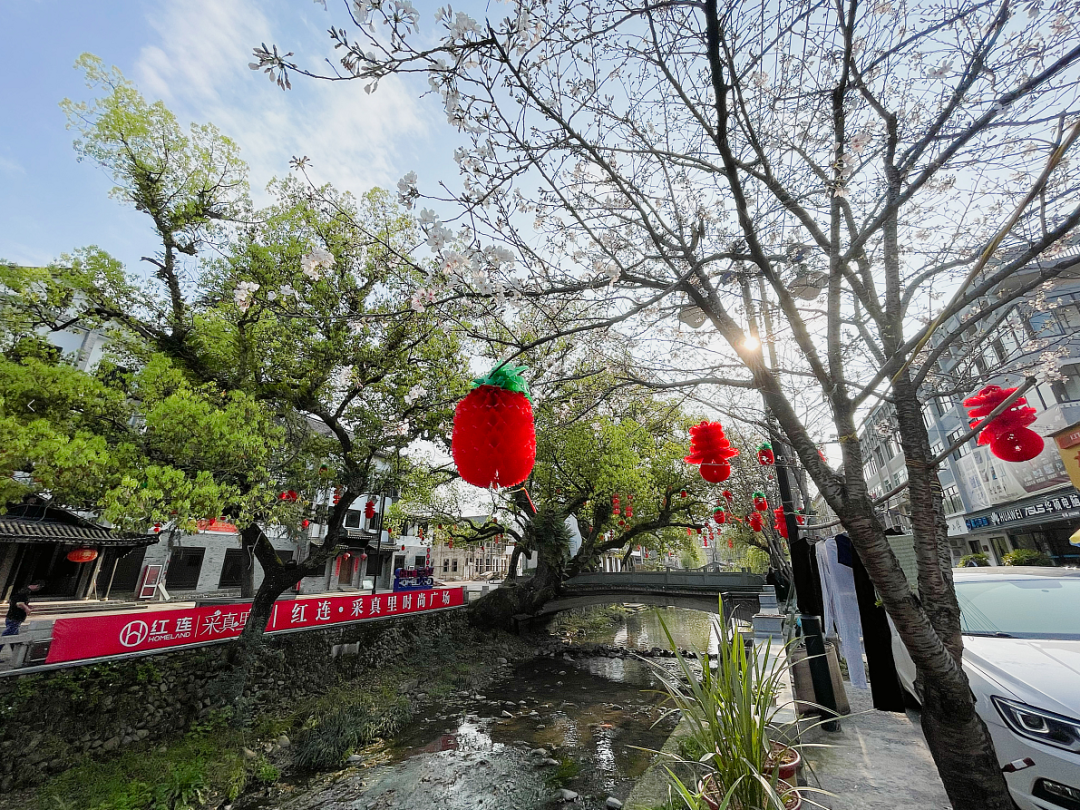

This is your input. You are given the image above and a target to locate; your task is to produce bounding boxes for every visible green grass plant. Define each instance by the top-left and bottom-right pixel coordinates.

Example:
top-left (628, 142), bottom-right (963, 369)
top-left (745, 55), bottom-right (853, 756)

top-left (646, 603), bottom-right (800, 810)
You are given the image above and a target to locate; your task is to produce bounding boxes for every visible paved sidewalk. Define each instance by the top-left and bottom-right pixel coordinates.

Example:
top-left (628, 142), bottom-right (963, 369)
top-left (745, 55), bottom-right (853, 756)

top-left (799, 686), bottom-right (951, 809)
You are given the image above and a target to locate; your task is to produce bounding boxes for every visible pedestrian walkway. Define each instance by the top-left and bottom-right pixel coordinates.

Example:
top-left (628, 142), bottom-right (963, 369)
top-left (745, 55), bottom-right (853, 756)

top-left (799, 686), bottom-right (950, 809)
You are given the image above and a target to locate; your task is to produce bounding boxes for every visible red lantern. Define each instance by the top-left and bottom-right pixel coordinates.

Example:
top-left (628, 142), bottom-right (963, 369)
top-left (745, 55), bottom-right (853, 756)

top-left (703, 537), bottom-right (709, 547)
top-left (66, 547), bottom-right (98, 564)
top-left (748, 512), bottom-right (764, 532)
top-left (301, 519), bottom-right (310, 529)
top-left (625, 506), bottom-right (633, 518)
top-left (365, 500), bottom-right (376, 519)
top-left (757, 442), bottom-right (775, 465)
top-left (796, 510), bottom-right (806, 526)
top-left (713, 507), bottom-right (728, 525)
top-left (360, 552), bottom-right (368, 561)
top-left (752, 491), bottom-right (768, 511)
top-left (448, 540), bottom-right (454, 549)
top-left (452, 363), bottom-right (536, 488)
top-left (721, 489), bottom-right (734, 503)
top-left (963, 384), bottom-right (1044, 462)
top-left (680, 490), bottom-right (688, 498)
top-left (280, 490), bottom-right (299, 501)
top-left (687, 527), bottom-right (694, 536)
top-left (699, 461), bottom-right (732, 483)
top-left (728, 538), bottom-right (734, 549)
top-left (773, 507), bottom-right (788, 539)
top-left (152, 523), bottom-right (162, 533)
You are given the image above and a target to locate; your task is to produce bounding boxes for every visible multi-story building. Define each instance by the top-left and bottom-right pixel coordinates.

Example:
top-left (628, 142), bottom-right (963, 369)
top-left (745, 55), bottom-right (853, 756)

top-left (854, 251), bottom-right (1080, 566)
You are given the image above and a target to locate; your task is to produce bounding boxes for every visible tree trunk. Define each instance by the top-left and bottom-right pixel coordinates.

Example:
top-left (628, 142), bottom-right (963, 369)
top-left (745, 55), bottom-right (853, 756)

top-left (239, 529), bottom-right (256, 599)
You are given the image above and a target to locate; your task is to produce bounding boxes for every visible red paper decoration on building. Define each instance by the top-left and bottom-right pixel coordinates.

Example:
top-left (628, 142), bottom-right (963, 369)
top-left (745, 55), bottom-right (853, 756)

top-left (752, 491), bottom-right (768, 512)
top-left (963, 384), bottom-right (1044, 462)
top-left (452, 364), bottom-right (536, 488)
top-left (773, 507), bottom-right (788, 539)
top-left (684, 420), bottom-right (740, 482)
top-left (747, 512), bottom-right (764, 532)
top-left (757, 442), bottom-right (775, 465)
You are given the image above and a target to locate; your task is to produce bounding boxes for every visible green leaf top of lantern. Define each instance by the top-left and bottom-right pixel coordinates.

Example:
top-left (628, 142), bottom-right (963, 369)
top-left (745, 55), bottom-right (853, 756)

top-left (752, 490), bottom-right (766, 499)
top-left (757, 442), bottom-right (772, 452)
top-left (471, 362), bottom-right (533, 402)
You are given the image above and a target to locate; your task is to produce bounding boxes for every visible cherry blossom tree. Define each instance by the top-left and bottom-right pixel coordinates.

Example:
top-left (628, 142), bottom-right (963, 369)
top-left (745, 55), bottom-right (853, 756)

top-left (255, 1), bottom-right (1080, 803)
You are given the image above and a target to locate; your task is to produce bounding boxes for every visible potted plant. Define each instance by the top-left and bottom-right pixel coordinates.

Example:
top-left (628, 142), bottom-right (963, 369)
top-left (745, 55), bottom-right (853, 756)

top-left (763, 741), bottom-right (801, 782)
top-left (647, 603), bottom-right (808, 810)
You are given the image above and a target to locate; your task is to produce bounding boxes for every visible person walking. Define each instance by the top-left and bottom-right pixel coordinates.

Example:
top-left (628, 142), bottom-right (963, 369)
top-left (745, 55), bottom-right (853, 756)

top-left (1, 581), bottom-right (44, 653)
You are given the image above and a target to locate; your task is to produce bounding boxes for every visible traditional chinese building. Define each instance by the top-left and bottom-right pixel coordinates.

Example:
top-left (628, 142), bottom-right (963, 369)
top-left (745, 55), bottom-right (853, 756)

top-left (0, 499), bottom-right (158, 602)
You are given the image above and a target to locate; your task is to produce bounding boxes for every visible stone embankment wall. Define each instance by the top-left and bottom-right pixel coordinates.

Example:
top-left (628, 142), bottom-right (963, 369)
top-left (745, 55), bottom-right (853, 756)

top-left (0, 610), bottom-right (465, 791)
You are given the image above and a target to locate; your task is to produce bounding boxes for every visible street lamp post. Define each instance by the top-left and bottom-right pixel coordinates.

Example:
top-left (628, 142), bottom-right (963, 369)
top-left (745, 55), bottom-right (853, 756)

top-left (747, 275), bottom-right (841, 731)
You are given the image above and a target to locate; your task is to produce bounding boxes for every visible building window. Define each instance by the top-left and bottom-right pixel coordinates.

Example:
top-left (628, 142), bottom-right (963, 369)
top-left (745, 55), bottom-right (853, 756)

top-left (1051, 365), bottom-right (1080, 403)
top-left (166, 548), bottom-right (205, 590)
top-left (947, 430), bottom-right (970, 461)
top-left (1027, 311), bottom-right (1062, 338)
top-left (929, 440), bottom-right (944, 459)
top-left (345, 510), bottom-right (362, 528)
top-left (942, 483), bottom-right (962, 515)
top-left (452, 559), bottom-right (458, 573)
top-left (864, 457), bottom-right (878, 477)
top-left (219, 548), bottom-right (246, 587)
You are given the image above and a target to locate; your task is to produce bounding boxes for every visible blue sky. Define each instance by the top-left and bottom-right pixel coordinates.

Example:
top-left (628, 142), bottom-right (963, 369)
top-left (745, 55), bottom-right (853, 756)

top-left (0, 0), bottom-right (459, 271)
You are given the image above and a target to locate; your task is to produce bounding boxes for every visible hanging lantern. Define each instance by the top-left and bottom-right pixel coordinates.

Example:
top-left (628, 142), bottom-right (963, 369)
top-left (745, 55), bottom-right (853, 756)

top-left (279, 490), bottom-right (299, 501)
top-left (684, 420), bottom-right (739, 482)
top-left (687, 527), bottom-right (694, 536)
top-left (721, 489), bottom-right (734, 503)
top-left (748, 512), bottom-right (764, 532)
top-left (618, 519), bottom-right (626, 526)
top-left (752, 491), bottom-right (768, 512)
top-left (963, 384), bottom-right (1044, 462)
top-left (796, 510), bottom-right (806, 526)
top-left (301, 519), bottom-right (310, 529)
top-left (713, 507), bottom-right (728, 525)
top-left (152, 523), bottom-right (162, 533)
top-left (360, 552), bottom-right (368, 561)
top-left (680, 490), bottom-right (688, 498)
top-left (66, 547), bottom-right (98, 564)
top-left (448, 540), bottom-right (454, 549)
top-left (728, 538), bottom-right (735, 549)
top-left (624, 506), bottom-right (633, 518)
top-left (756, 442), bottom-right (775, 465)
top-left (452, 363), bottom-right (536, 488)
top-left (703, 537), bottom-right (709, 547)
top-left (773, 507), bottom-right (789, 539)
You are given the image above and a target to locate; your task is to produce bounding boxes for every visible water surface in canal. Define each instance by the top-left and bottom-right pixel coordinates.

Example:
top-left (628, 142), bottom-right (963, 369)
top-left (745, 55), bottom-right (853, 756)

top-left (260, 606), bottom-right (713, 810)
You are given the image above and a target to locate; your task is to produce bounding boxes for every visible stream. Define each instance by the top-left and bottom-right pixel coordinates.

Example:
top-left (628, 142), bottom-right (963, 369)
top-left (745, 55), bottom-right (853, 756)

top-left (255, 606), bottom-right (718, 810)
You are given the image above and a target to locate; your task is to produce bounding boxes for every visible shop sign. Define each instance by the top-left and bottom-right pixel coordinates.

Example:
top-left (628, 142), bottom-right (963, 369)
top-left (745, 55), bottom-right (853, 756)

top-left (965, 493), bottom-right (1080, 530)
top-left (45, 586), bottom-right (465, 665)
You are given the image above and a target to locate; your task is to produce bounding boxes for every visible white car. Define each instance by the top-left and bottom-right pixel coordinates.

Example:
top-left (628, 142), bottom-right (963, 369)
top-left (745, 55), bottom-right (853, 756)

top-left (892, 567), bottom-right (1080, 810)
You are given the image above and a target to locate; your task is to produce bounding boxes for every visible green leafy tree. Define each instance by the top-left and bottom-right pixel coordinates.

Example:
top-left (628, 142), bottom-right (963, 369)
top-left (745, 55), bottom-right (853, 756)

top-left (4, 58), bottom-right (469, 697)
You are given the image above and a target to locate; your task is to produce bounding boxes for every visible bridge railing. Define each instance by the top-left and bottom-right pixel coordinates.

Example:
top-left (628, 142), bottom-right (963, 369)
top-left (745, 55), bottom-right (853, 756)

top-left (566, 570), bottom-right (764, 590)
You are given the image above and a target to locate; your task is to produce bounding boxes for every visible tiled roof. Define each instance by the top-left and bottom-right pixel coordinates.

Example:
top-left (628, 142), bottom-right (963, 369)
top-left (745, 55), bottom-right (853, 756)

top-left (0, 506), bottom-right (158, 547)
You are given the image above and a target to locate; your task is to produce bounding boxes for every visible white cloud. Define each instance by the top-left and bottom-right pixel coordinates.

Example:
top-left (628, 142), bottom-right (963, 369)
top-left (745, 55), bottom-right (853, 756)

top-left (0, 155), bottom-right (25, 175)
top-left (134, 0), bottom-right (436, 202)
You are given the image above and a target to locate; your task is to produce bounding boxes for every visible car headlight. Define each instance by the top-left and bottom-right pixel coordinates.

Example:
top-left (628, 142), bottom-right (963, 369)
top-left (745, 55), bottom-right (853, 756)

top-left (993, 697), bottom-right (1080, 754)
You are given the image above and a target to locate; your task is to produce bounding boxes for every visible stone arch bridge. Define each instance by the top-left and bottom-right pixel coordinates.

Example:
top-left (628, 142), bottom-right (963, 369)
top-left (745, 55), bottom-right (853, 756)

top-left (533, 570), bottom-right (766, 622)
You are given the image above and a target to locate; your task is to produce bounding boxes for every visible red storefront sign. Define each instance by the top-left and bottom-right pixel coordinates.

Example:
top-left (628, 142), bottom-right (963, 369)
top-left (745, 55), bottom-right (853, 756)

top-left (45, 587), bottom-right (465, 665)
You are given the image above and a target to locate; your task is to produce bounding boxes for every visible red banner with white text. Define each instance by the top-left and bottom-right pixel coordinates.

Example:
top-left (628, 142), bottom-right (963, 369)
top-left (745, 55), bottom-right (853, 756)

top-left (45, 587), bottom-right (465, 665)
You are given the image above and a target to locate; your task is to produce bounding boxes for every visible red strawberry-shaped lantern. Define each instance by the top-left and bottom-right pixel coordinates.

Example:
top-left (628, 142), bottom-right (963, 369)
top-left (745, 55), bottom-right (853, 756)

top-left (721, 489), bottom-right (734, 504)
top-left (748, 512), bottom-right (764, 532)
top-left (752, 491), bottom-right (768, 512)
top-left (684, 420), bottom-right (740, 482)
top-left (796, 510), bottom-right (806, 526)
top-left (757, 442), bottom-right (775, 465)
top-left (773, 507), bottom-right (788, 539)
top-left (713, 507), bottom-right (728, 525)
top-left (452, 363), bottom-right (536, 488)
top-left (963, 384), bottom-right (1044, 462)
